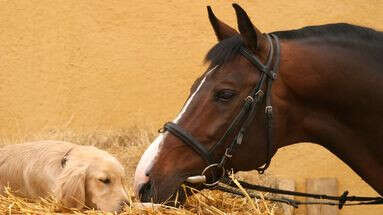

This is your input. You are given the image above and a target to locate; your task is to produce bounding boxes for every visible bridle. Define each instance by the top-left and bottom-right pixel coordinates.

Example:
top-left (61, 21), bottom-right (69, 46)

top-left (156, 34), bottom-right (383, 208)
top-left (160, 33), bottom-right (280, 186)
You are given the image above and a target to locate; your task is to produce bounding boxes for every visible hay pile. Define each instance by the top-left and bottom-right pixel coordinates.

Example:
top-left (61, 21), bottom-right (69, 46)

top-left (0, 128), bottom-right (283, 215)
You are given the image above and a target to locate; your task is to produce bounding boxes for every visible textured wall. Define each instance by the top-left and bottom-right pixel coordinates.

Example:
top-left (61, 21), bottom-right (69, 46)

top-left (0, 1), bottom-right (382, 214)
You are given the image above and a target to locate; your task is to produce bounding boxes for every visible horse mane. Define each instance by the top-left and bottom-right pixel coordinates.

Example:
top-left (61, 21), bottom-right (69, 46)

top-left (205, 23), bottom-right (383, 67)
top-left (273, 23), bottom-right (383, 41)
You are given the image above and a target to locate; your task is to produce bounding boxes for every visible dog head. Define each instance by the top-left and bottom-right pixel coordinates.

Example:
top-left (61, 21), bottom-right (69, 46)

top-left (55, 146), bottom-right (129, 212)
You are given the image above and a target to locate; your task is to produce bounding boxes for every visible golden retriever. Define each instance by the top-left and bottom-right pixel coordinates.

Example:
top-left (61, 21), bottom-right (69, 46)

top-left (0, 140), bottom-right (129, 212)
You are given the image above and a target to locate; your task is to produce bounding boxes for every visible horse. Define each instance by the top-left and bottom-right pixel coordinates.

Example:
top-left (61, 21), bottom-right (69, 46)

top-left (134, 3), bottom-right (383, 204)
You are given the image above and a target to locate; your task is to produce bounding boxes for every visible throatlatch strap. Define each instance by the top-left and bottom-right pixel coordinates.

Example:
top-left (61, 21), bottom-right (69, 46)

top-left (255, 77), bottom-right (274, 173)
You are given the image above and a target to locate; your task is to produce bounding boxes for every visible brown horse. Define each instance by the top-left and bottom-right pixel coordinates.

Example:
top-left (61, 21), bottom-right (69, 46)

top-left (134, 4), bottom-right (383, 203)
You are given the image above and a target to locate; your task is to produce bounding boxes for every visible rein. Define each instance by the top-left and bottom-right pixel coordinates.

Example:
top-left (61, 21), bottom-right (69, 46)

top-left (214, 176), bottom-right (383, 209)
top-left (159, 33), bottom-right (383, 208)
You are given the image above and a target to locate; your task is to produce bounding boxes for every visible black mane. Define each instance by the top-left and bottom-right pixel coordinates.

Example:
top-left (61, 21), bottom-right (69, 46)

top-left (205, 23), bottom-right (383, 66)
top-left (273, 23), bottom-right (383, 41)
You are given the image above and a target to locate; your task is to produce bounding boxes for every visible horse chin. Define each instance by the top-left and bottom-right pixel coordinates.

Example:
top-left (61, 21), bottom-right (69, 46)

top-left (138, 175), bottom-right (185, 205)
top-left (139, 174), bottom-right (208, 206)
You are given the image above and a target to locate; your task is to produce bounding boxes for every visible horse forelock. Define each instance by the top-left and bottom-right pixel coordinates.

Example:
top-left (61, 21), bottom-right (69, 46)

top-left (204, 35), bottom-right (244, 68)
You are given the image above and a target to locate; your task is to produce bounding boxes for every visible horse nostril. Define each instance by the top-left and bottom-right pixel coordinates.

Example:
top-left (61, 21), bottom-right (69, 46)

top-left (138, 181), bottom-right (153, 202)
top-left (145, 172), bottom-right (150, 177)
top-left (134, 169), bottom-right (150, 198)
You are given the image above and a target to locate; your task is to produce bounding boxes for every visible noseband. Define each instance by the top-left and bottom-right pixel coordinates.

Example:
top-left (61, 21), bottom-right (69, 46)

top-left (160, 34), bottom-right (280, 185)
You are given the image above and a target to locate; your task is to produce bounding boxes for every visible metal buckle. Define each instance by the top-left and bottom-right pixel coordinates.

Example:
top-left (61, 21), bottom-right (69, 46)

top-left (245, 96), bottom-right (254, 103)
top-left (255, 90), bottom-right (264, 101)
top-left (224, 148), bottom-right (233, 158)
top-left (268, 70), bottom-right (277, 80)
top-left (265, 106), bottom-right (273, 118)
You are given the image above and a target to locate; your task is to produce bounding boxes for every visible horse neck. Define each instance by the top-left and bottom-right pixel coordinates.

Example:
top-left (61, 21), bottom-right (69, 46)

top-left (273, 38), bottom-right (383, 194)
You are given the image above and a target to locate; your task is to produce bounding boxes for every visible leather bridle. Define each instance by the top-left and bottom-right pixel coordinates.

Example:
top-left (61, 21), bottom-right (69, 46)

top-left (160, 34), bottom-right (280, 185)
top-left (156, 34), bottom-right (383, 208)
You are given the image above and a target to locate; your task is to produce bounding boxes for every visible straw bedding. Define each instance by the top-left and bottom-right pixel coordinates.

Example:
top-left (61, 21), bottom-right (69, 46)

top-left (0, 128), bottom-right (283, 215)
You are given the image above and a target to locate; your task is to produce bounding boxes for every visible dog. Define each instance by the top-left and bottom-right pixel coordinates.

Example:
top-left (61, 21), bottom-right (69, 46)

top-left (0, 140), bottom-right (129, 212)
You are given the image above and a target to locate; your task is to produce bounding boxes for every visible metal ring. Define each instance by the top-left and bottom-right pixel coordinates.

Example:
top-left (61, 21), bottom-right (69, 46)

top-left (201, 163), bottom-right (225, 187)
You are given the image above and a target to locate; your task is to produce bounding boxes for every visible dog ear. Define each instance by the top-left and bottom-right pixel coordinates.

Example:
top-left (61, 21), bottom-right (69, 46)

top-left (54, 165), bottom-right (87, 209)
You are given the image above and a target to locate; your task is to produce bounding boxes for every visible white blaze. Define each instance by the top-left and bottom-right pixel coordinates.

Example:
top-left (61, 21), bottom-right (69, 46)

top-left (133, 65), bottom-right (218, 196)
top-left (173, 65), bottom-right (218, 123)
top-left (134, 134), bottom-right (163, 194)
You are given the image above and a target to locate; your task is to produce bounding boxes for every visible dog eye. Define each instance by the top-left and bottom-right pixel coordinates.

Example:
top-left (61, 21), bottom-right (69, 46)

top-left (214, 89), bottom-right (236, 102)
top-left (99, 178), bottom-right (111, 184)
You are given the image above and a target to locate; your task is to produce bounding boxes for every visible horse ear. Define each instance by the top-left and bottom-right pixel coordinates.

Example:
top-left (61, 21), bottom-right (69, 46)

top-left (207, 6), bottom-right (238, 41)
top-left (232, 3), bottom-right (263, 51)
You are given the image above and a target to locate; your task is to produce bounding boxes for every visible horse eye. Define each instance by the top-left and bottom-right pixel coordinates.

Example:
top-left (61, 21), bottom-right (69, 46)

top-left (99, 178), bottom-right (111, 184)
top-left (214, 90), bottom-right (236, 102)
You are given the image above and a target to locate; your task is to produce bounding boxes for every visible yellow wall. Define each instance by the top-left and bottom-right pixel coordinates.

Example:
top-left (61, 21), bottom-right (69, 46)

top-left (0, 1), bottom-right (382, 214)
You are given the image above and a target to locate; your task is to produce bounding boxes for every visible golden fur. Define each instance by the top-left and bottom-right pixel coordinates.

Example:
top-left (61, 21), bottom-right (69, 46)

top-left (0, 141), bottom-right (128, 212)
